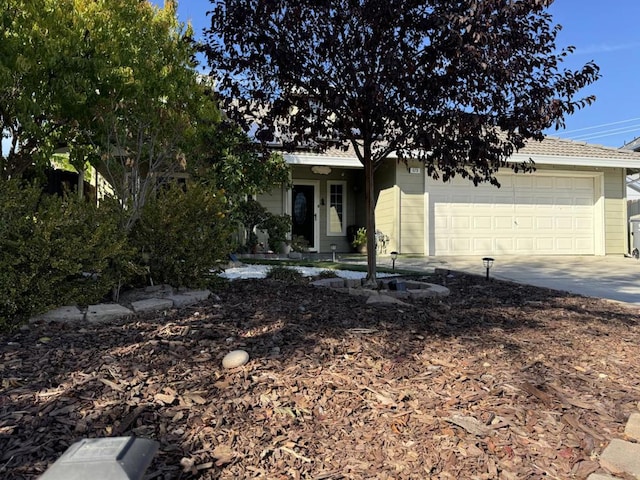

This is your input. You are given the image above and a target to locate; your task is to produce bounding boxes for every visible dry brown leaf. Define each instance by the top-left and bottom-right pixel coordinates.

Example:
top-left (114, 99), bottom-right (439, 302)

top-left (213, 444), bottom-right (235, 467)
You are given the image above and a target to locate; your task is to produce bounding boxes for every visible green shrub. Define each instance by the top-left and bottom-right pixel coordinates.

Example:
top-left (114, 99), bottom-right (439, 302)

top-left (264, 213), bottom-right (291, 252)
top-left (315, 270), bottom-right (339, 279)
top-left (265, 266), bottom-right (304, 284)
top-left (0, 180), bottom-right (134, 331)
top-left (130, 182), bottom-right (234, 288)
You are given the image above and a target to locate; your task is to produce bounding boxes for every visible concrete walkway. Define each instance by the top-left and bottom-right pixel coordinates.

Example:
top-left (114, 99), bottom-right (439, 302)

top-left (351, 254), bottom-right (640, 306)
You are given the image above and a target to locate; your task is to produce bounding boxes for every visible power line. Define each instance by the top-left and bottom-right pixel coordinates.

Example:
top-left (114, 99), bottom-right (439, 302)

top-left (557, 116), bottom-right (640, 136)
top-left (570, 125), bottom-right (640, 142)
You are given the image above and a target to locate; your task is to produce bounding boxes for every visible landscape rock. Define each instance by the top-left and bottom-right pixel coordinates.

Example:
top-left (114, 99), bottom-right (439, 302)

top-left (131, 298), bottom-right (174, 314)
top-left (222, 350), bottom-right (249, 369)
top-left (29, 306), bottom-right (84, 324)
top-left (85, 304), bottom-right (133, 323)
top-left (366, 294), bottom-right (410, 306)
top-left (408, 285), bottom-right (450, 299)
top-left (587, 474), bottom-right (622, 480)
top-left (624, 412), bottom-right (640, 441)
top-left (167, 290), bottom-right (211, 308)
top-left (599, 438), bottom-right (640, 478)
top-left (349, 288), bottom-right (379, 297)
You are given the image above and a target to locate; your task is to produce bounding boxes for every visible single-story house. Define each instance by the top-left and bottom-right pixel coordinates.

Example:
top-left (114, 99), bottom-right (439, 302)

top-left (256, 136), bottom-right (640, 256)
top-left (621, 138), bottom-right (640, 215)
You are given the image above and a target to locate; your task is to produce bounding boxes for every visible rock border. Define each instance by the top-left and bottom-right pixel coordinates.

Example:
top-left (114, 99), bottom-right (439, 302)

top-left (311, 276), bottom-right (450, 305)
top-left (29, 287), bottom-right (213, 324)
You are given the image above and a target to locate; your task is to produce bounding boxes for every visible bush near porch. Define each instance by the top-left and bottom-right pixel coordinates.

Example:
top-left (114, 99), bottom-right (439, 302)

top-left (0, 179), bottom-right (234, 332)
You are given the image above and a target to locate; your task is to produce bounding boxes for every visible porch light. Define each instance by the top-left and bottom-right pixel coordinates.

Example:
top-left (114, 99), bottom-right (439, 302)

top-left (311, 166), bottom-right (332, 175)
top-left (330, 243), bottom-right (337, 262)
top-left (390, 251), bottom-right (398, 271)
top-left (482, 257), bottom-right (494, 280)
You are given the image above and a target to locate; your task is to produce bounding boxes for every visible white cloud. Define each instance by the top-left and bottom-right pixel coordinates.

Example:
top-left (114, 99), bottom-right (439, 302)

top-left (574, 42), bottom-right (640, 56)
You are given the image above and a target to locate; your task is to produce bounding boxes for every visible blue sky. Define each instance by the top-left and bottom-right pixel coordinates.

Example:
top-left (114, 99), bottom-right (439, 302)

top-left (160, 0), bottom-right (640, 149)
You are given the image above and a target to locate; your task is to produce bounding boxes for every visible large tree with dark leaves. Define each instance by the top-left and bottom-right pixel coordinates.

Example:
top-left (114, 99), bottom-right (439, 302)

top-left (204, 0), bottom-right (599, 282)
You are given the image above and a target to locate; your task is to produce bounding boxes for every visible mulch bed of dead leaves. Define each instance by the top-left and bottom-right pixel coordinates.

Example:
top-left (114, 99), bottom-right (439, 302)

top-left (2, 272), bottom-right (640, 479)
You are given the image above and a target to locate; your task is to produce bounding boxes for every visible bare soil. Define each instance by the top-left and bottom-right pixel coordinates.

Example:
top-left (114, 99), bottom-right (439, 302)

top-left (2, 272), bottom-right (640, 479)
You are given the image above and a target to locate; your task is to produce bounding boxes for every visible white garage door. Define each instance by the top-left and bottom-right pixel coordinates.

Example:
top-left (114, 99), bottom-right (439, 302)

top-left (428, 173), bottom-right (598, 255)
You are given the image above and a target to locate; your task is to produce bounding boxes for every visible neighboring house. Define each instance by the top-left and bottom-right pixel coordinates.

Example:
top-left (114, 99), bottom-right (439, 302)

top-left (256, 136), bottom-right (640, 256)
top-left (621, 136), bottom-right (640, 200)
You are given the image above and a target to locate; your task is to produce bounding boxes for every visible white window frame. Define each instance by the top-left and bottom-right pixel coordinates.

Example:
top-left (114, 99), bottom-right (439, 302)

top-left (326, 181), bottom-right (347, 236)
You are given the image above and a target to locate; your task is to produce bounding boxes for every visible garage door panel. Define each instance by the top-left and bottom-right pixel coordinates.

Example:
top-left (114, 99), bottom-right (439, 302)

top-left (535, 237), bottom-right (555, 251)
top-left (515, 217), bottom-right (534, 229)
top-left (494, 216), bottom-right (514, 230)
top-left (515, 238), bottom-right (534, 250)
top-left (451, 238), bottom-right (472, 251)
top-left (472, 238), bottom-right (493, 251)
top-left (474, 216), bottom-right (492, 229)
top-left (428, 174), bottom-right (596, 255)
top-left (575, 196), bottom-right (593, 206)
top-left (536, 196), bottom-right (555, 206)
top-left (536, 217), bottom-right (554, 229)
top-left (556, 238), bottom-right (575, 251)
top-left (555, 218), bottom-right (574, 230)
top-left (495, 238), bottom-right (514, 251)
top-left (451, 217), bottom-right (471, 229)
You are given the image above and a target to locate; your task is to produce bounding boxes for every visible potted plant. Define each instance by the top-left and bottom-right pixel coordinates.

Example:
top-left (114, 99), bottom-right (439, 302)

top-left (264, 214), bottom-right (291, 254)
top-left (351, 227), bottom-right (367, 254)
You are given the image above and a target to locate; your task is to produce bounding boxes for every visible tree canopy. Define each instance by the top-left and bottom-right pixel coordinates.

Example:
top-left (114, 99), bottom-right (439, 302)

top-left (205, 0), bottom-right (600, 281)
top-left (1, 0), bottom-right (289, 230)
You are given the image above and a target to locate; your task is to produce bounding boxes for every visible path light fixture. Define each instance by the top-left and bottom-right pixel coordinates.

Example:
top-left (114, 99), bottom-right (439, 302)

top-left (390, 251), bottom-right (398, 271)
top-left (482, 257), bottom-right (494, 281)
top-left (330, 243), bottom-right (337, 262)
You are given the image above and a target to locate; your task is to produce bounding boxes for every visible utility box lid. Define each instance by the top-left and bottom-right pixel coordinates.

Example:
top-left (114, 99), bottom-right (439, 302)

top-left (39, 437), bottom-right (158, 480)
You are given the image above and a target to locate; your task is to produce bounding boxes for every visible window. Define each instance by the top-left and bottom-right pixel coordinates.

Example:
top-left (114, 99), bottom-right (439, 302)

top-left (327, 181), bottom-right (347, 236)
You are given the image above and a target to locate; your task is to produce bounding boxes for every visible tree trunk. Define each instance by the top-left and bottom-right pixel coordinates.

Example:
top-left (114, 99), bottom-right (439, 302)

top-left (77, 167), bottom-right (85, 200)
top-left (363, 142), bottom-right (377, 285)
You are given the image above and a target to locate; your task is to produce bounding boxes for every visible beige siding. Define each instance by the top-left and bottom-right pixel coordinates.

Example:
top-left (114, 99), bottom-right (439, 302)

top-left (395, 159), bottom-right (425, 254)
top-left (603, 168), bottom-right (627, 254)
top-left (374, 161), bottom-right (397, 253)
top-left (256, 187), bottom-right (285, 215)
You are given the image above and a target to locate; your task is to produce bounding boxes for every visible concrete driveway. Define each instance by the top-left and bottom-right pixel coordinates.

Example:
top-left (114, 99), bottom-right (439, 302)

top-left (387, 255), bottom-right (640, 306)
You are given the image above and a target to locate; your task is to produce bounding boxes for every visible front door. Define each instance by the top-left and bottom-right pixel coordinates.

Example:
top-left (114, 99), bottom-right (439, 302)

top-left (291, 184), bottom-right (316, 250)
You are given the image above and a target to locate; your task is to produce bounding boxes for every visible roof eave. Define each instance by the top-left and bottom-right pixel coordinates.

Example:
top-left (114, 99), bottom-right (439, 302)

top-left (284, 154), bottom-right (363, 168)
top-left (511, 153), bottom-right (640, 169)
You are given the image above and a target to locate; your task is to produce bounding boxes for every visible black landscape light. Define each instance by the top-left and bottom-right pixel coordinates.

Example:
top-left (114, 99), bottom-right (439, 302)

top-left (390, 251), bottom-right (398, 271)
top-left (40, 437), bottom-right (159, 480)
top-left (482, 257), bottom-right (494, 280)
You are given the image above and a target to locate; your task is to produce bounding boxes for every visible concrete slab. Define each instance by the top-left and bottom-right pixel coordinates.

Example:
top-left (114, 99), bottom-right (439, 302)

top-left (600, 438), bottom-right (640, 478)
top-left (30, 306), bottom-right (84, 323)
top-left (86, 304), bottom-right (133, 323)
top-left (625, 412), bottom-right (640, 442)
top-left (587, 474), bottom-right (622, 480)
top-left (131, 298), bottom-right (174, 314)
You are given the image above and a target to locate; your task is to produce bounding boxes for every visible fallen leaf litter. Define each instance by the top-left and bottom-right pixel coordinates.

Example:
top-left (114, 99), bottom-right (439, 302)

top-left (1, 273), bottom-right (639, 479)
